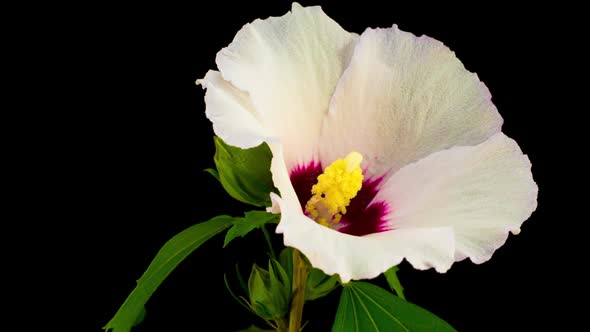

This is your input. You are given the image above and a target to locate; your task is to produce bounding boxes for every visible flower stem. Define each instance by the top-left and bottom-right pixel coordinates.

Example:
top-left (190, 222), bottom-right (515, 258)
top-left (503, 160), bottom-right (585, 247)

top-left (261, 224), bottom-right (276, 260)
top-left (288, 249), bottom-right (309, 332)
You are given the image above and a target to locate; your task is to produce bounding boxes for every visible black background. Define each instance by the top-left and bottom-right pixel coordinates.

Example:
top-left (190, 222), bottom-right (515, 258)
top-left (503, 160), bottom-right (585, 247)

top-left (70, 1), bottom-right (574, 331)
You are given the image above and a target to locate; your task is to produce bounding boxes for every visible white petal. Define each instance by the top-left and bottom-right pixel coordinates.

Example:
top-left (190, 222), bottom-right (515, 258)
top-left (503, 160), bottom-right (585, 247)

top-left (269, 143), bottom-right (301, 212)
top-left (216, 3), bottom-right (357, 168)
top-left (373, 133), bottom-right (538, 264)
top-left (197, 70), bottom-right (268, 148)
top-left (272, 193), bottom-right (455, 282)
top-left (319, 26), bottom-right (502, 178)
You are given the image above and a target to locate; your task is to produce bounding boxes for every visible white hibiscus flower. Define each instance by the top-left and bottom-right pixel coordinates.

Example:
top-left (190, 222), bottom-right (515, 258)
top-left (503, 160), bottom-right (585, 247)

top-left (198, 3), bottom-right (538, 283)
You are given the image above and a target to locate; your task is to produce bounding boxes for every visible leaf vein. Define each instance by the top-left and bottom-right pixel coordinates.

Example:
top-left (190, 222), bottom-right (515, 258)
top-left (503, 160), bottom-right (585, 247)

top-left (354, 285), bottom-right (410, 332)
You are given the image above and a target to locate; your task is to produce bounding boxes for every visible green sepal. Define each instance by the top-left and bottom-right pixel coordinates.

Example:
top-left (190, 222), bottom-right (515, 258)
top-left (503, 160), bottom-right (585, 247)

top-left (248, 260), bottom-right (290, 321)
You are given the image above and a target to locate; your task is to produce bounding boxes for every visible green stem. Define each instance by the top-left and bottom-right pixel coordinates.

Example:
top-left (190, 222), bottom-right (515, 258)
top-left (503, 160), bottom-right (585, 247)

top-left (288, 249), bottom-right (309, 332)
top-left (261, 225), bottom-right (276, 260)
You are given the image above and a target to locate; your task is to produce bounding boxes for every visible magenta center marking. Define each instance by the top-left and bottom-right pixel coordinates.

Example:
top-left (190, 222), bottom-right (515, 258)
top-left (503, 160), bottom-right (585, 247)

top-left (289, 161), bottom-right (391, 236)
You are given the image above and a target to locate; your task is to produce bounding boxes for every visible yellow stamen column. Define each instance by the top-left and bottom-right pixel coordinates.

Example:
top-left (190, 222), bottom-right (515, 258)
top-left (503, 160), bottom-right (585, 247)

top-left (305, 152), bottom-right (364, 227)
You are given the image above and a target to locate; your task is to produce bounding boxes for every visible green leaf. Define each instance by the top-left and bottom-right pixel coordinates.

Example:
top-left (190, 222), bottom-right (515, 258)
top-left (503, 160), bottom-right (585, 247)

top-left (104, 215), bottom-right (234, 332)
top-left (213, 136), bottom-right (276, 207)
top-left (383, 266), bottom-right (405, 300)
top-left (332, 282), bottom-right (457, 332)
top-left (224, 211), bottom-right (279, 248)
top-left (305, 268), bottom-right (339, 301)
top-left (204, 168), bottom-right (220, 182)
top-left (132, 307), bottom-right (146, 327)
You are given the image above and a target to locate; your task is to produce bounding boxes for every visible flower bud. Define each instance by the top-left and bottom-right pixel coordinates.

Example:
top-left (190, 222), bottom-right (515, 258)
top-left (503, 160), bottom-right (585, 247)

top-left (248, 261), bottom-right (290, 320)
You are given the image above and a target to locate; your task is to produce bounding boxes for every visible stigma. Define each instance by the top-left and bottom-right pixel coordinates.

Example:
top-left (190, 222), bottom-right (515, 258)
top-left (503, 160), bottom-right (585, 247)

top-left (305, 152), bottom-right (364, 227)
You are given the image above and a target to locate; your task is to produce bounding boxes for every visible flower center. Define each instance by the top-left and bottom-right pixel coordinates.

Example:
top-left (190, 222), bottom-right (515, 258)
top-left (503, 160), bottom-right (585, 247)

top-left (304, 152), bottom-right (364, 227)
